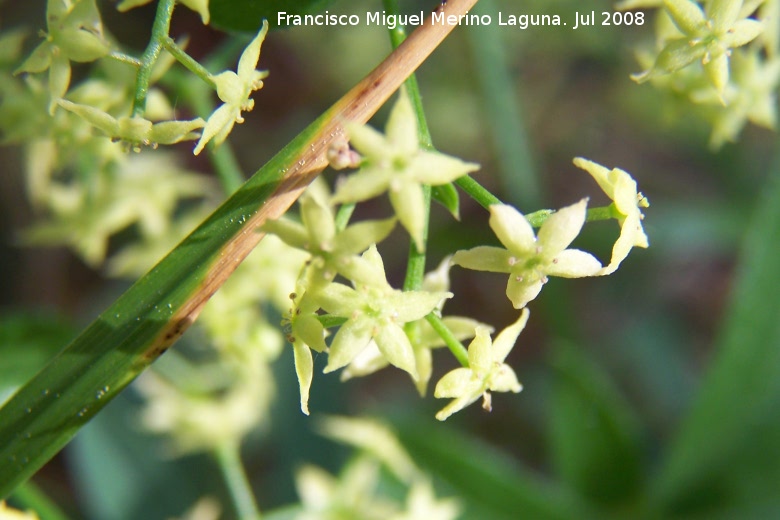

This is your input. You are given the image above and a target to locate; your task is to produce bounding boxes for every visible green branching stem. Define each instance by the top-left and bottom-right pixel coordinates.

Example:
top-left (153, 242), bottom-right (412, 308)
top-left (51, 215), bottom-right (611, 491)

top-left (382, 0), bottom-right (468, 368)
top-left (162, 37), bottom-right (217, 89)
top-left (214, 442), bottom-right (262, 520)
top-left (454, 171), bottom-right (620, 227)
top-left (426, 314), bottom-right (469, 368)
top-left (456, 174), bottom-right (502, 208)
top-left (107, 51), bottom-right (141, 68)
top-left (381, 0), bottom-right (431, 293)
top-left (131, 0), bottom-right (176, 116)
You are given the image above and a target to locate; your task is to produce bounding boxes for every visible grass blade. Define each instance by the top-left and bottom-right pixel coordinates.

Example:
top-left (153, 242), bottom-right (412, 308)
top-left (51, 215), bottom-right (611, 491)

top-left (652, 150), bottom-right (780, 513)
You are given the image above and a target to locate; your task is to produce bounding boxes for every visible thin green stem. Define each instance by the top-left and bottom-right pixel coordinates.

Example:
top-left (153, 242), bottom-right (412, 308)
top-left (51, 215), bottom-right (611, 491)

top-left (10, 481), bottom-right (70, 520)
top-left (525, 205), bottom-right (618, 228)
top-left (586, 204), bottom-right (620, 222)
top-left (456, 175), bottom-right (502, 209)
top-left (426, 314), bottom-right (469, 367)
top-left (214, 442), bottom-right (261, 520)
top-left (131, 0), bottom-right (176, 116)
top-left (382, 0), bottom-right (432, 293)
top-left (335, 203), bottom-right (356, 232)
top-left (107, 51), bottom-right (141, 67)
top-left (162, 37), bottom-right (216, 88)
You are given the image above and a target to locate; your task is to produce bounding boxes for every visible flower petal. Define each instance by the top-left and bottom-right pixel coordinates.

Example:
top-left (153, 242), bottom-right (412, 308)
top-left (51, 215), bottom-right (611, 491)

top-left (434, 368), bottom-right (476, 398)
top-left (385, 89), bottom-right (419, 156)
top-left (451, 246), bottom-right (515, 273)
top-left (491, 308), bottom-right (530, 362)
top-left (546, 249), bottom-right (602, 278)
top-left (537, 199), bottom-right (587, 258)
top-left (389, 180), bottom-right (426, 251)
top-left (346, 121), bottom-right (391, 160)
top-left (293, 340), bottom-right (314, 415)
top-left (387, 290), bottom-right (452, 323)
top-left (467, 326), bottom-right (493, 376)
top-left (316, 282), bottom-right (363, 316)
top-left (489, 204), bottom-right (536, 254)
top-left (374, 321), bottom-right (418, 379)
top-left (334, 217), bottom-right (396, 256)
top-left (324, 316), bottom-right (374, 373)
top-left (506, 276), bottom-right (543, 309)
top-left (407, 151), bottom-right (480, 185)
top-left (488, 364), bottom-right (523, 393)
top-left (331, 166), bottom-right (391, 204)
top-left (301, 194), bottom-right (336, 248)
top-left (237, 21), bottom-right (268, 81)
top-left (262, 218), bottom-right (310, 250)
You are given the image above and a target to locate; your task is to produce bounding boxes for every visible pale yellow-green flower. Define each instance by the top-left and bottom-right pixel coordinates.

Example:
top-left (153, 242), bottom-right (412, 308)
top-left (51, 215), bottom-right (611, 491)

top-left (332, 90), bottom-right (480, 251)
top-left (573, 158), bottom-right (650, 275)
top-left (452, 200), bottom-right (601, 309)
top-left (693, 50), bottom-right (780, 147)
top-left (434, 309), bottom-right (529, 421)
top-left (135, 347), bottom-right (274, 454)
top-left (16, 0), bottom-right (110, 107)
top-left (25, 151), bottom-right (213, 266)
top-left (316, 245), bottom-right (451, 379)
top-left (295, 457), bottom-right (399, 520)
top-left (0, 501), bottom-right (40, 520)
top-left (263, 192), bottom-right (397, 288)
top-left (389, 479), bottom-right (462, 520)
top-left (633, 0), bottom-right (764, 96)
top-left (194, 21), bottom-right (269, 155)
top-left (340, 257), bottom-right (488, 396)
top-left (317, 416), bottom-right (420, 483)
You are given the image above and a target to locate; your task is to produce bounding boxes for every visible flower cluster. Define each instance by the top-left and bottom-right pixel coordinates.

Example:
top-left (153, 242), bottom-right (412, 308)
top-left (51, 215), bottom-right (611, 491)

top-left (259, 90), bottom-right (650, 421)
top-left (625, 0), bottom-right (778, 147)
top-left (294, 416), bottom-right (461, 520)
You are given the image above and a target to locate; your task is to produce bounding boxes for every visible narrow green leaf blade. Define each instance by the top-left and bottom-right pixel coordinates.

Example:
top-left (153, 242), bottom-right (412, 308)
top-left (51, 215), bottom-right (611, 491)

top-left (548, 341), bottom-right (644, 506)
top-left (653, 156), bottom-right (780, 512)
top-left (394, 417), bottom-right (602, 520)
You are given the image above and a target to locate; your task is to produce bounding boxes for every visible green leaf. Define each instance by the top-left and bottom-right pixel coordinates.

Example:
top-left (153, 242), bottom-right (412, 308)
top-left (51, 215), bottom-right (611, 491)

top-left (394, 417), bottom-right (602, 520)
top-left (209, 0), bottom-right (338, 32)
top-left (652, 152), bottom-right (780, 513)
top-left (431, 183), bottom-right (460, 219)
top-left (548, 341), bottom-right (644, 506)
top-left (0, 312), bottom-right (76, 406)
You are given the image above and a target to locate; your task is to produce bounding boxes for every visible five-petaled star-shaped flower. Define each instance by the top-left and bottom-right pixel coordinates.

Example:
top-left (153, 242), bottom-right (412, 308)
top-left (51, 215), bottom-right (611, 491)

top-left (452, 199), bottom-right (602, 309)
top-left (263, 192), bottom-right (397, 289)
top-left (194, 21), bottom-right (269, 155)
top-left (573, 157), bottom-right (650, 275)
top-left (316, 245), bottom-right (451, 378)
top-left (434, 309), bottom-right (529, 421)
top-left (332, 89), bottom-right (480, 251)
top-left (16, 0), bottom-right (111, 109)
top-left (633, 0), bottom-right (763, 96)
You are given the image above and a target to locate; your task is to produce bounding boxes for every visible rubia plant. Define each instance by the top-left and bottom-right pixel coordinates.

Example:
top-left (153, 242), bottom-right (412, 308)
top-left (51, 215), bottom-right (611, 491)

top-left (0, 0), bottom-right (778, 518)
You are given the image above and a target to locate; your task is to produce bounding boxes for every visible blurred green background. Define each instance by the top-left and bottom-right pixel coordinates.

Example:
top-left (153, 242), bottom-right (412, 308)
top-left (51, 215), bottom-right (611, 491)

top-left (2, 0), bottom-right (779, 518)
